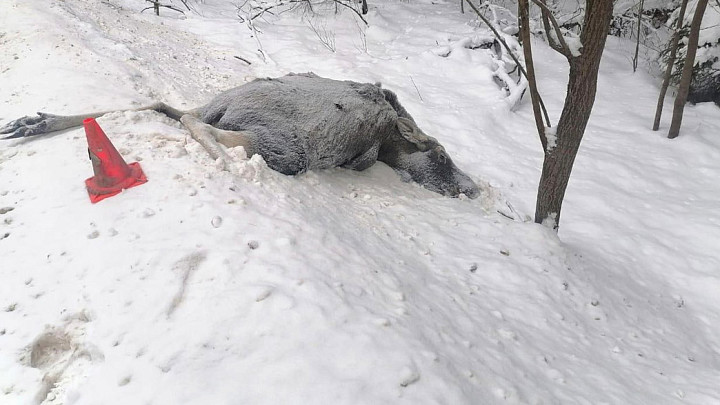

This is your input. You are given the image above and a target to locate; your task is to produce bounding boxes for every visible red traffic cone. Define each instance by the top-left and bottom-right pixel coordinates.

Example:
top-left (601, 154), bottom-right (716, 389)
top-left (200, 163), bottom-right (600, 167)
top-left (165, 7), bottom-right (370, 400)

top-left (84, 118), bottom-right (147, 203)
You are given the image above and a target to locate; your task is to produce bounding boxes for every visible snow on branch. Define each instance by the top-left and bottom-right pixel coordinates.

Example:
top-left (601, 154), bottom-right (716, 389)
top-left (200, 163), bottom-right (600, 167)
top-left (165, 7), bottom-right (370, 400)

top-left (531, 0), bottom-right (577, 58)
top-left (463, 0), bottom-right (551, 126)
top-left (240, 0), bottom-right (368, 26)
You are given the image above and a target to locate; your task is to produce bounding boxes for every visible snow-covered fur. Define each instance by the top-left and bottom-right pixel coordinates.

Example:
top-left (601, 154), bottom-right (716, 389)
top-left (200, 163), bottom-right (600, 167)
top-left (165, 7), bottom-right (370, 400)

top-left (200, 73), bottom-right (479, 198)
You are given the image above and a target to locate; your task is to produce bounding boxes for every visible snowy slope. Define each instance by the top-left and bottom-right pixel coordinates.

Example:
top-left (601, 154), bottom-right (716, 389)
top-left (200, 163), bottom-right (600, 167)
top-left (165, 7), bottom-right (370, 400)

top-left (1, 1), bottom-right (719, 404)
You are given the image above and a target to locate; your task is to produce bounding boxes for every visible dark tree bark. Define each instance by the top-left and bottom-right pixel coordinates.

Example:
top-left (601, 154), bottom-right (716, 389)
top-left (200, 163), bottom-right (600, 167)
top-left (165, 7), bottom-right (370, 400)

top-left (518, 0), bottom-right (548, 151)
top-left (633, 0), bottom-right (644, 72)
top-left (667, 0), bottom-right (709, 139)
top-left (653, 0), bottom-right (689, 131)
top-left (534, 1), bottom-right (614, 229)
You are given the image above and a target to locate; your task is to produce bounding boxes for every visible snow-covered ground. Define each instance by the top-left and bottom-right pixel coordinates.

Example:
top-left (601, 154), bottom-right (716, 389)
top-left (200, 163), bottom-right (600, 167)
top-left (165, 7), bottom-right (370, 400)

top-left (1, 1), bottom-right (719, 404)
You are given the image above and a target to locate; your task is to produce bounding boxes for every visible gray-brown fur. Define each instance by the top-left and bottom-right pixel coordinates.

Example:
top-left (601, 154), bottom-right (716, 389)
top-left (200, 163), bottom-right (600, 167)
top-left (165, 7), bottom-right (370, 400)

top-left (200, 73), bottom-right (397, 175)
top-left (1, 73), bottom-right (478, 198)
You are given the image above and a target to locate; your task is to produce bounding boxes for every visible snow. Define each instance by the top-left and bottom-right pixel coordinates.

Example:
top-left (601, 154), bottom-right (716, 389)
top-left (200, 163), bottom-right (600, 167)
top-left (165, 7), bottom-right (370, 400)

top-left (545, 125), bottom-right (558, 152)
top-left (668, 0), bottom-right (720, 66)
top-left (1, 0), bottom-right (720, 404)
top-left (697, 2), bottom-right (720, 66)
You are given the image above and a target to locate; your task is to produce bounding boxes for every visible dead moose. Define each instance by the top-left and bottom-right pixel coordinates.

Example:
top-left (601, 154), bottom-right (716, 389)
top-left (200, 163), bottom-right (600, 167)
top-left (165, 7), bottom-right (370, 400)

top-left (1, 73), bottom-right (479, 198)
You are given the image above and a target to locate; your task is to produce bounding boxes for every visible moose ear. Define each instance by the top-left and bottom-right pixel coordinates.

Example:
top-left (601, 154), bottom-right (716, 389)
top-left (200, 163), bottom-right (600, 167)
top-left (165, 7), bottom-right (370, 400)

top-left (397, 117), bottom-right (417, 139)
top-left (397, 117), bottom-right (434, 151)
top-left (398, 117), bottom-right (417, 136)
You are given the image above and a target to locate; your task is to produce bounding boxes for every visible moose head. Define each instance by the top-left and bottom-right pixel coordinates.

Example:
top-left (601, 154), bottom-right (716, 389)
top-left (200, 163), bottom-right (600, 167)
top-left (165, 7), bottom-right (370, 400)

top-left (379, 117), bottom-right (479, 199)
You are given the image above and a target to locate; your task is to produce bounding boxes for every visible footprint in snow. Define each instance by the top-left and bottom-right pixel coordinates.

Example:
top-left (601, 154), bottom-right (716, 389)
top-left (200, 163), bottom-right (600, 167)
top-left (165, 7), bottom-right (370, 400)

top-left (20, 311), bottom-right (103, 405)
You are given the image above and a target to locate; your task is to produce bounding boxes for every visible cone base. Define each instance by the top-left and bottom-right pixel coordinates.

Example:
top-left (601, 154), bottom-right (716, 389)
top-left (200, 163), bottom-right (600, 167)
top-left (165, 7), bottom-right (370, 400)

top-left (86, 162), bottom-right (147, 204)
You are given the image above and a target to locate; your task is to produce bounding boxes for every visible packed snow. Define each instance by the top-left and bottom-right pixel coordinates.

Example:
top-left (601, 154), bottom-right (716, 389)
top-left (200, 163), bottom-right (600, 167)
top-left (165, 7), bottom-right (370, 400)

top-left (1, 1), bottom-right (719, 404)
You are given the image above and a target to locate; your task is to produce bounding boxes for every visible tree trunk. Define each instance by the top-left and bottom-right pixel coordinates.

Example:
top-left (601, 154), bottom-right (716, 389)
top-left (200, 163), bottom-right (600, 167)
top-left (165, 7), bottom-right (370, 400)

top-left (518, 0), bottom-right (547, 150)
top-left (668, 0), bottom-right (709, 139)
top-left (653, 0), bottom-right (689, 131)
top-left (534, 0), bottom-right (614, 229)
top-left (633, 0), bottom-right (644, 72)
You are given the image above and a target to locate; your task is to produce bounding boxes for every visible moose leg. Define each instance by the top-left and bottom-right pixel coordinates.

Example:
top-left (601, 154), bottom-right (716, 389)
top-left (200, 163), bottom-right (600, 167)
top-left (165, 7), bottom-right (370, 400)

top-left (137, 102), bottom-right (195, 121)
top-left (1, 102), bottom-right (196, 140)
top-left (341, 142), bottom-right (380, 171)
top-left (0, 112), bottom-right (109, 139)
top-left (179, 114), bottom-right (254, 175)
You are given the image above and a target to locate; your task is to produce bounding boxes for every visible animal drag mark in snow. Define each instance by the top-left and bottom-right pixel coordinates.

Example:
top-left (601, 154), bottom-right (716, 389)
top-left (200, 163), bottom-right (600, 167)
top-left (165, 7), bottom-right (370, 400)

top-left (166, 251), bottom-right (207, 318)
top-left (1, 73), bottom-right (479, 199)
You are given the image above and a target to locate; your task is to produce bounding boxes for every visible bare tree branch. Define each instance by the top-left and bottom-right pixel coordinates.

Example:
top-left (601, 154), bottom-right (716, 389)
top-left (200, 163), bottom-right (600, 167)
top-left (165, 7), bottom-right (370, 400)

top-left (532, 0), bottom-right (572, 58)
top-left (142, 0), bottom-right (185, 15)
top-left (409, 76), bottom-right (424, 102)
top-left (307, 17), bottom-right (337, 52)
top-left (331, 0), bottom-right (368, 25)
top-left (633, 0), bottom-right (644, 72)
top-left (248, 0), bottom-right (367, 25)
top-left (463, 0), bottom-right (551, 127)
top-left (234, 55), bottom-right (252, 65)
top-left (250, 1), bottom-right (303, 21)
top-left (518, 0), bottom-right (549, 150)
top-left (177, 0), bottom-right (193, 11)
